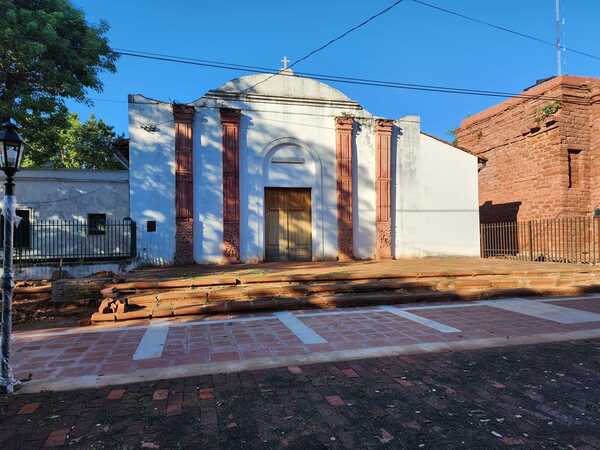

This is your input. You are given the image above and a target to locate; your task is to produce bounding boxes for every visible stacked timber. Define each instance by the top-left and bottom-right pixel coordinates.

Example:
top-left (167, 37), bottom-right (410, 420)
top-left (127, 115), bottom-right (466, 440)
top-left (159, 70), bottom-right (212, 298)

top-left (91, 276), bottom-right (456, 322)
top-left (90, 268), bottom-right (600, 323)
top-left (51, 277), bottom-right (116, 305)
top-left (12, 282), bottom-right (52, 302)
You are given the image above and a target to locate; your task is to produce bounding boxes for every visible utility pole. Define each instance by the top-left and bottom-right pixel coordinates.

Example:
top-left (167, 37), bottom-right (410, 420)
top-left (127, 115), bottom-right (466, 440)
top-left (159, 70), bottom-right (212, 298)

top-left (555, 0), bottom-right (562, 76)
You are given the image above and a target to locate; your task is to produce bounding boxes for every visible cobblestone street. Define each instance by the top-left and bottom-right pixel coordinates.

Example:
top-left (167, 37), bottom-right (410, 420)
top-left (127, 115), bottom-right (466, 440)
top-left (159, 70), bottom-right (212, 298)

top-left (2, 338), bottom-right (600, 449)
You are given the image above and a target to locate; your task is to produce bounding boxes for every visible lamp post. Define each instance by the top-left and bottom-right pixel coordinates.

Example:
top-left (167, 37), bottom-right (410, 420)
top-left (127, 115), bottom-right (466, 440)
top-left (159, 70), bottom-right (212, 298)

top-left (0, 120), bottom-right (25, 394)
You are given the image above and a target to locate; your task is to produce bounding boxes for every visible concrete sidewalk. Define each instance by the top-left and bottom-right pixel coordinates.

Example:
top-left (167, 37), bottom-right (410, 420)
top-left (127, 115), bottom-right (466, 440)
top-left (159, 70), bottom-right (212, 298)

top-left (13, 294), bottom-right (600, 393)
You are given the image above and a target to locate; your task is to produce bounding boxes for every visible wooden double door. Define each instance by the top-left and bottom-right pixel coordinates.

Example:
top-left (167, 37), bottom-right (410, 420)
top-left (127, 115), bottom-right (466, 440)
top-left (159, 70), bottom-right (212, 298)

top-left (265, 188), bottom-right (312, 261)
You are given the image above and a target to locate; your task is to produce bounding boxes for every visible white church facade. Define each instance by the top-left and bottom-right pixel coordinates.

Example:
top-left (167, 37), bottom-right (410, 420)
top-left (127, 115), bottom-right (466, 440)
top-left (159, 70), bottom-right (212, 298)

top-left (128, 71), bottom-right (481, 265)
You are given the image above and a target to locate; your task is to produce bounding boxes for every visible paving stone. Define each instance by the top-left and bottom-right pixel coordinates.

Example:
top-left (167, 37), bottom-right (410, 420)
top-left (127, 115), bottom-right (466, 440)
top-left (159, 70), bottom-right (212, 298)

top-left (107, 389), bottom-right (126, 400)
top-left (166, 397), bottom-right (182, 416)
top-left (341, 368), bottom-right (359, 378)
top-left (377, 429), bottom-right (394, 444)
top-left (17, 402), bottom-right (40, 415)
top-left (44, 429), bottom-right (69, 447)
top-left (152, 389), bottom-right (169, 401)
top-left (198, 388), bottom-right (214, 400)
top-left (287, 366), bottom-right (303, 374)
top-left (325, 395), bottom-right (345, 406)
top-left (394, 378), bottom-right (414, 387)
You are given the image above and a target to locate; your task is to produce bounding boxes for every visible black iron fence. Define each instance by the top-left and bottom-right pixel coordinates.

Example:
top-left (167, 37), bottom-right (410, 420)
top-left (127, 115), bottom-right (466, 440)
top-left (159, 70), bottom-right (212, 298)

top-left (481, 217), bottom-right (600, 264)
top-left (1, 219), bottom-right (137, 265)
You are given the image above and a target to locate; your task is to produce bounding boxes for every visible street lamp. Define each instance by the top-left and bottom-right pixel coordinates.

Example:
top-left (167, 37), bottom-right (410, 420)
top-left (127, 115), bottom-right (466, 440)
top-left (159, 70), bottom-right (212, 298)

top-left (0, 120), bottom-right (25, 393)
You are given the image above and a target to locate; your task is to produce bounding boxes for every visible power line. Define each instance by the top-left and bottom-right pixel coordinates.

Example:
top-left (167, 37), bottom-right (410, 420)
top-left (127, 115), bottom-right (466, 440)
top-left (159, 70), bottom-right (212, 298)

top-left (113, 49), bottom-right (588, 105)
top-left (411, 0), bottom-right (600, 62)
top-left (94, 97), bottom-right (422, 123)
top-left (112, 48), bottom-right (274, 73)
top-left (240, 0), bottom-right (406, 94)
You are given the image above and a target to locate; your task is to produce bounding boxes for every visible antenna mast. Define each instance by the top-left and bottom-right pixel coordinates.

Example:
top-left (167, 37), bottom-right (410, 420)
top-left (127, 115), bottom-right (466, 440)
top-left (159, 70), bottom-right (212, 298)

top-left (555, 0), bottom-right (562, 76)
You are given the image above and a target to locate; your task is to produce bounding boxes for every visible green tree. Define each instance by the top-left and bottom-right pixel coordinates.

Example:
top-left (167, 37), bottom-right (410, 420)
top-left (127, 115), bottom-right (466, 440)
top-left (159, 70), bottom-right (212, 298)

top-left (0, 0), bottom-right (118, 161)
top-left (22, 112), bottom-right (124, 169)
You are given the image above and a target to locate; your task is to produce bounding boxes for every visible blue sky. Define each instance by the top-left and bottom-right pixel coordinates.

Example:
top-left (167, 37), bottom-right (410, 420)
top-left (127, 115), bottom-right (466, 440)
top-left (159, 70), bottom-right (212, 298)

top-left (69, 0), bottom-right (600, 140)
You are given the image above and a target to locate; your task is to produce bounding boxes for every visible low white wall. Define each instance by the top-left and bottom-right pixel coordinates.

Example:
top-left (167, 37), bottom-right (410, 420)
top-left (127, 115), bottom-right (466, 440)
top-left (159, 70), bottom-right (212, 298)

top-left (394, 120), bottom-right (480, 257)
top-left (0, 169), bottom-right (129, 220)
top-left (6, 261), bottom-right (138, 281)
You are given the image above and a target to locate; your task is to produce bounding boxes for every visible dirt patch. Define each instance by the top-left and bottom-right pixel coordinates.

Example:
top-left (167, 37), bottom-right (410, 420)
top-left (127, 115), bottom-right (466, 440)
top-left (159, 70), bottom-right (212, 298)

top-left (10, 278), bottom-right (107, 331)
top-left (13, 295), bottom-right (95, 331)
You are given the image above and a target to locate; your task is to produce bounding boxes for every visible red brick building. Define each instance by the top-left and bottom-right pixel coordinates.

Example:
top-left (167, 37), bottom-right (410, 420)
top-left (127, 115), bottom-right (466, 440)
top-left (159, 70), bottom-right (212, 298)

top-left (456, 75), bottom-right (600, 223)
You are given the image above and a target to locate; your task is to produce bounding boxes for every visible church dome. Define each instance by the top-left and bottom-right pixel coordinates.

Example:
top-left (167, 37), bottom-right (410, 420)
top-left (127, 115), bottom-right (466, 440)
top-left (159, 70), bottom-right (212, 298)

top-left (202, 73), bottom-right (359, 105)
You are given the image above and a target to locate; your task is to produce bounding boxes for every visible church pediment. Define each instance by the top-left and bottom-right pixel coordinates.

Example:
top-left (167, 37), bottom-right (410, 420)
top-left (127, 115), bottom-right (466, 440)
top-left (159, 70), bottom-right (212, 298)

top-left (194, 73), bottom-right (369, 114)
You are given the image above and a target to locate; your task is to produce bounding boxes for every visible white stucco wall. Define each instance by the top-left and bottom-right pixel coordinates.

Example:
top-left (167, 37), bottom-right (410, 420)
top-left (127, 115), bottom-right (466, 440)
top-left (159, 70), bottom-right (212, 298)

top-left (394, 118), bottom-right (480, 257)
top-left (0, 169), bottom-right (129, 220)
top-left (128, 96), bottom-right (176, 265)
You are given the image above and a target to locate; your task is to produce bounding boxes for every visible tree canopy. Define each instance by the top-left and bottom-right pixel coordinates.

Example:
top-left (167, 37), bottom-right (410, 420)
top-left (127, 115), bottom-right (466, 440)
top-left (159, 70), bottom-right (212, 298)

top-left (0, 0), bottom-right (119, 168)
top-left (23, 113), bottom-right (124, 169)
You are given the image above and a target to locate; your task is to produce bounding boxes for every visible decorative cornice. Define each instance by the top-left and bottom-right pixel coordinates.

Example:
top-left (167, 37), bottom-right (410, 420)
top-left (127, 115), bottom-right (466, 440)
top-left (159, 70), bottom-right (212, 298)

top-left (220, 107), bottom-right (241, 124)
top-left (375, 119), bottom-right (394, 133)
top-left (335, 116), bottom-right (354, 131)
top-left (206, 90), bottom-right (364, 111)
top-left (172, 104), bottom-right (195, 123)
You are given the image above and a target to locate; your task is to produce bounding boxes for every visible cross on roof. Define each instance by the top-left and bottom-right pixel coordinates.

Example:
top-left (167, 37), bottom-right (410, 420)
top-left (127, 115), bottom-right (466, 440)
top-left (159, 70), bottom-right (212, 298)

top-left (281, 56), bottom-right (290, 70)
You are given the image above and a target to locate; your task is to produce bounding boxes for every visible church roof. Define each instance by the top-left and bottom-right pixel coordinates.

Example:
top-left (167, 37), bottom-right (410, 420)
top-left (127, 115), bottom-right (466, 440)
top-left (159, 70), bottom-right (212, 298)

top-left (196, 73), bottom-right (366, 111)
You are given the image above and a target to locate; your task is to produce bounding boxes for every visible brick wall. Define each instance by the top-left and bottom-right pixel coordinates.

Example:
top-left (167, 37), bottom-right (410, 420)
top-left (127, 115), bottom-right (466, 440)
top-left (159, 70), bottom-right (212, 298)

top-left (591, 85), bottom-right (600, 212)
top-left (456, 76), bottom-right (600, 223)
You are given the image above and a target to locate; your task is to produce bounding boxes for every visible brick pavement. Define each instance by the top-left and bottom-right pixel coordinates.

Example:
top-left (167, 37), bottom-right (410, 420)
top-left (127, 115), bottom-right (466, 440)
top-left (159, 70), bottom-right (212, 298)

top-left (2, 339), bottom-right (600, 449)
top-left (11, 295), bottom-right (600, 393)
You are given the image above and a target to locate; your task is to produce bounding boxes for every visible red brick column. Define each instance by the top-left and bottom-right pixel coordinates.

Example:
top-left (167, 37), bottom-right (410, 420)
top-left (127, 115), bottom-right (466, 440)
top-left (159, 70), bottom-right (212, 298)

top-left (173, 104), bottom-right (195, 265)
top-left (335, 116), bottom-right (354, 260)
top-left (375, 119), bottom-right (394, 259)
top-left (220, 108), bottom-right (241, 262)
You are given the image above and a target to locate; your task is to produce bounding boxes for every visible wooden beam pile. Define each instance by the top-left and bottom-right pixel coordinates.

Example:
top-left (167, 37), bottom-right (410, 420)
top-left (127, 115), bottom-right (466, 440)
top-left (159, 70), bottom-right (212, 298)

top-left (12, 283), bottom-right (52, 302)
top-left (90, 268), bottom-right (600, 323)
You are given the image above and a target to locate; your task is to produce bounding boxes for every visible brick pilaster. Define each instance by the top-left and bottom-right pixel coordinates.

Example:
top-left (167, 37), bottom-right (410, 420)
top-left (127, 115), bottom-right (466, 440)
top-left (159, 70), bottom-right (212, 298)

top-left (335, 116), bottom-right (354, 260)
top-left (375, 119), bottom-right (394, 259)
top-left (173, 104), bottom-right (195, 265)
top-left (220, 108), bottom-right (241, 262)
